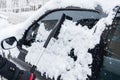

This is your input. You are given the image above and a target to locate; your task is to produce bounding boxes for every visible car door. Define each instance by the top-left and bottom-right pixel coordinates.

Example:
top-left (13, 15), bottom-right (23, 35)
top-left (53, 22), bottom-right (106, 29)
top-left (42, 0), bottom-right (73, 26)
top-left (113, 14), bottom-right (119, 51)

top-left (98, 12), bottom-right (120, 80)
top-left (16, 8), bottom-right (102, 80)
top-left (17, 8), bottom-right (101, 62)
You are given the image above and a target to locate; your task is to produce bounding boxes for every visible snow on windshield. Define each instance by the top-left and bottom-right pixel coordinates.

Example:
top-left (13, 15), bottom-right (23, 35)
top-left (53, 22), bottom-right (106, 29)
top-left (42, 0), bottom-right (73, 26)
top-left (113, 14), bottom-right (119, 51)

top-left (25, 19), bottom-right (92, 80)
top-left (25, 8), bottom-right (116, 80)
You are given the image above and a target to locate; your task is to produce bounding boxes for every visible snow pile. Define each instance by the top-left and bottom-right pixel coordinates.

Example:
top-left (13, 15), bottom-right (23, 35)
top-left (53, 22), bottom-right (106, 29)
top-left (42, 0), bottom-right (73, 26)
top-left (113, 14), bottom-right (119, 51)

top-left (25, 20), bottom-right (92, 80)
top-left (39, 20), bottom-right (92, 80)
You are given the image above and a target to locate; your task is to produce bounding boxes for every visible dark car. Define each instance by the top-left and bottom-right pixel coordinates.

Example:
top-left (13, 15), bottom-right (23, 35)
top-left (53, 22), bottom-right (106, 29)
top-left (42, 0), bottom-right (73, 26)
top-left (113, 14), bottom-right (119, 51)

top-left (0, 1), bottom-right (120, 80)
top-left (98, 9), bottom-right (120, 80)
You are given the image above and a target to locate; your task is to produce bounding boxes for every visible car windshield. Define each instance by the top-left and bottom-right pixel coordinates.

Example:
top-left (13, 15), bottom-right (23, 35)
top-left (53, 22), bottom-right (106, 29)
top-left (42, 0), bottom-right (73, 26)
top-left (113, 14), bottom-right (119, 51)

top-left (25, 9), bottom-right (102, 62)
top-left (41, 10), bottom-right (101, 31)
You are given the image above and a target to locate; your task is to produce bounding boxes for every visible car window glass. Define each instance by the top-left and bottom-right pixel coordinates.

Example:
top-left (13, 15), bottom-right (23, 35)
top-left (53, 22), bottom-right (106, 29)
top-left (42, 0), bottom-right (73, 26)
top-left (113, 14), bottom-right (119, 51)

top-left (25, 10), bottom-right (101, 63)
top-left (99, 19), bottom-right (120, 79)
top-left (107, 20), bottom-right (120, 59)
top-left (40, 10), bottom-right (101, 31)
top-left (35, 10), bottom-right (101, 45)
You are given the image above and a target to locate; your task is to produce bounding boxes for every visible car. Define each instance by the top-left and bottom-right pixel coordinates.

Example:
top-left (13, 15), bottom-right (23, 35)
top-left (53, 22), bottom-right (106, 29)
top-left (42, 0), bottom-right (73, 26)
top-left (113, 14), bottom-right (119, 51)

top-left (0, 0), bottom-right (120, 80)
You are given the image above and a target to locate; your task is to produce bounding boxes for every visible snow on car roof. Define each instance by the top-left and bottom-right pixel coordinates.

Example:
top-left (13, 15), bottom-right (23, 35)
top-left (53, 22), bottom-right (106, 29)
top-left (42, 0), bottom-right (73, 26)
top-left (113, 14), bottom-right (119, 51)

top-left (23, 1), bottom-right (120, 80)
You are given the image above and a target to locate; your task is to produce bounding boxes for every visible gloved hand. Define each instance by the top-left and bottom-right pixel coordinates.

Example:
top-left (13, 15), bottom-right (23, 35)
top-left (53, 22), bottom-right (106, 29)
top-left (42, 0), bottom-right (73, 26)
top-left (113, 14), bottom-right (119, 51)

top-left (18, 70), bottom-right (36, 80)
top-left (29, 73), bottom-right (36, 80)
top-left (0, 55), bottom-right (36, 80)
top-left (0, 55), bottom-right (20, 80)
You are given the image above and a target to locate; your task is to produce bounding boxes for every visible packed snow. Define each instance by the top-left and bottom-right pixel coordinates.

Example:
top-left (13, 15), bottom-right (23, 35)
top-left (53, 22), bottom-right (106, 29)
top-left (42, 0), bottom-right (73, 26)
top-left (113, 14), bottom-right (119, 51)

top-left (0, 0), bottom-right (120, 80)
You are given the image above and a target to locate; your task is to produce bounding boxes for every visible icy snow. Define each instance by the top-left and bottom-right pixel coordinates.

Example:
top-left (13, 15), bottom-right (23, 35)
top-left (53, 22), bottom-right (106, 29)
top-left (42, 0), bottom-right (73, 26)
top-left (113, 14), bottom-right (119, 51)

top-left (0, 0), bottom-right (120, 80)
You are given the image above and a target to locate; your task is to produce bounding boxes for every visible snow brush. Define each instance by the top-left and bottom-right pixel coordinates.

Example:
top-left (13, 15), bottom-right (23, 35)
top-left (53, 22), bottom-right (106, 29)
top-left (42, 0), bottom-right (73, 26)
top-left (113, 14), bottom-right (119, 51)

top-left (36, 14), bottom-right (72, 66)
top-left (29, 14), bottom-right (72, 77)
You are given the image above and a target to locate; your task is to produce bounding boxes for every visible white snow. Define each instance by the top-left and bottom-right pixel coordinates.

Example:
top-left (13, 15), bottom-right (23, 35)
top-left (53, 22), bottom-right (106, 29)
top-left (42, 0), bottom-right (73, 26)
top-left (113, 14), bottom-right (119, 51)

top-left (0, 11), bottom-right (34, 24)
top-left (0, 14), bottom-right (11, 30)
top-left (0, 0), bottom-right (119, 80)
top-left (25, 20), bottom-right (92, 80)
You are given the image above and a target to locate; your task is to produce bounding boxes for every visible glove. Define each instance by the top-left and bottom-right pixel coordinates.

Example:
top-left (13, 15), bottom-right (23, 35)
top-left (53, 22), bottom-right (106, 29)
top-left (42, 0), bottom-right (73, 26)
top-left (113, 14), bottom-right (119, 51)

top-left (18, 70), bottom-right (36, 80)
top-left (29, 73), bottom-right (36, 80)
top-left (0, 55), bottom-right (20, 80)
top-left (0, 55), bottom-right (36, 80)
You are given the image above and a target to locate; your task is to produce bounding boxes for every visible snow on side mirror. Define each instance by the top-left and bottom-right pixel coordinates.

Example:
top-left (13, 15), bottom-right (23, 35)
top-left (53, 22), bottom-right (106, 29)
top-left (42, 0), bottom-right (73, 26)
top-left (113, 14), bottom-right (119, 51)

top-left (1, 36), bottom-right (17, 50)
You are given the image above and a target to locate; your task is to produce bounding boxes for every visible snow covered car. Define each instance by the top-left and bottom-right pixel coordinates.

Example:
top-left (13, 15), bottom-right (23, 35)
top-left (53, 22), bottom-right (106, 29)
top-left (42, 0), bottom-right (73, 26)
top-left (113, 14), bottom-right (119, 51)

top-left (0, 0), bottom-right (120, 80)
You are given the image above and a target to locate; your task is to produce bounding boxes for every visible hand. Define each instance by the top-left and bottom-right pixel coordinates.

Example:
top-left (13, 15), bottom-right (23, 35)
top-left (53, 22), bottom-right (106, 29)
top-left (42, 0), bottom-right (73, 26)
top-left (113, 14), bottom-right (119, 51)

top-left (18, 71), bottom-right (36, 80)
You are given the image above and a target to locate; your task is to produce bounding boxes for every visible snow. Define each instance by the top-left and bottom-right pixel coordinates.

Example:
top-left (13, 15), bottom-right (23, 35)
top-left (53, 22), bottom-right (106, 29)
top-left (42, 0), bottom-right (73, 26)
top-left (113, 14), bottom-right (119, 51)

top-left (0, 11), bottom-right (34, 24)
top-left (0, 0), bottom-right (119, 80)
top-left (0, 14), bottom-right (11, 30)
top-left (25, 20), bottom-right (92, 80)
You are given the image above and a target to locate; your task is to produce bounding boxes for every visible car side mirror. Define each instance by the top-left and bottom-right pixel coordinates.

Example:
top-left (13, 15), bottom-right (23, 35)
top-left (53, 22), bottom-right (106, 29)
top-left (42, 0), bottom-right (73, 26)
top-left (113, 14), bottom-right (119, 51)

top-left (1, 36), bottom-right (17, 50)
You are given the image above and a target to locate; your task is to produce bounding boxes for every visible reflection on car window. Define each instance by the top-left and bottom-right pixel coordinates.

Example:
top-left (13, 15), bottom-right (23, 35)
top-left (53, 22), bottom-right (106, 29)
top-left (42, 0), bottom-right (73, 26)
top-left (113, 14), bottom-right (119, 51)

top-left (41, 20), bottom-right (58, 31)
top-left (40, 10), bottom-right (100, 31)
top-left (99, 18), bottom-right (120, 79)
top-left (107, 20), bottom-right (120, 58)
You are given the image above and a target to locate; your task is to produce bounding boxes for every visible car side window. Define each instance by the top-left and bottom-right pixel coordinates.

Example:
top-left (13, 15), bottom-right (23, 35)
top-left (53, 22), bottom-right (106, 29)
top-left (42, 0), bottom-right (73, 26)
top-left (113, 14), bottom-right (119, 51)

top-left (98, 18), bottom-right (120, 80)
top-left (102, 17), bottom-right (120, 59)
top-left (38, 10), bottom-right (101, 31)
top-left (106, 19), bottom-right (120, 59)
top-left (21, 9), bottom-right (101, 47)
top-left (35, 10), bottom-right (101, 44)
